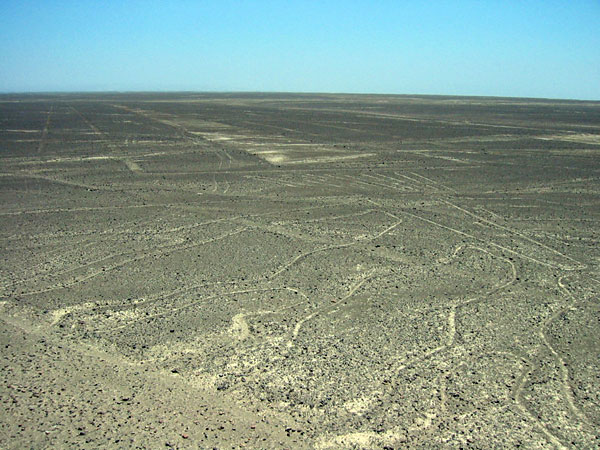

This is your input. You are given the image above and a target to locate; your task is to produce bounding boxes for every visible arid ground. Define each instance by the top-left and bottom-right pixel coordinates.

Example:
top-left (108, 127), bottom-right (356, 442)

top-left (1, 93), bottom-right (599, 448)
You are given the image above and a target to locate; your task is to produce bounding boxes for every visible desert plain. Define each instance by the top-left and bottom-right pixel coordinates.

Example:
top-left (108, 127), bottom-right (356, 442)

top-left (1, 93), bottom-right (599, 448)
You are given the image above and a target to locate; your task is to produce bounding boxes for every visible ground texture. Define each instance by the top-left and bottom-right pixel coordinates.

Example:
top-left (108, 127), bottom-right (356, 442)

top-left (1, 93), bottom-right (599, 449)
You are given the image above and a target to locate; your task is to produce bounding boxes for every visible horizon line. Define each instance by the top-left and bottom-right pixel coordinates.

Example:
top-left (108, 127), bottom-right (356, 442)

top-left (0, 89), bottom-right (598, 103)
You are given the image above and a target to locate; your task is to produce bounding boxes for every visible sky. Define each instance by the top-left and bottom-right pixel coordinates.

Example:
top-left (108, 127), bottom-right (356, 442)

top-left (0, 1), bottom-right (599, 99)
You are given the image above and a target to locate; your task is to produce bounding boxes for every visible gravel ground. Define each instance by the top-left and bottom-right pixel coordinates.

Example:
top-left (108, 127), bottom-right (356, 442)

top-left (1, 93), bottom-right (599, 448)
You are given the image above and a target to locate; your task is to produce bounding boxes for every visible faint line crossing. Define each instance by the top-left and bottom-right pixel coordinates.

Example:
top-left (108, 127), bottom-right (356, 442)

top-left (38, 106), bottom-right (53, 153)
top-left (540, 276), bottom-right (595, 428)
top-left (286, 270), bottom-right (378, 348)
top-left (70, 106), bottom-right (103, 135)
top-left (367, 199), bottom-right (582, 271)
top-left (14, 227), bottom-right (248, 298)
top-left (409, 171), bottom-right (457, 193)
top-left (441, 200), bottom-right (586, 270)
top-left (268, 220), bottom-right (402, 279)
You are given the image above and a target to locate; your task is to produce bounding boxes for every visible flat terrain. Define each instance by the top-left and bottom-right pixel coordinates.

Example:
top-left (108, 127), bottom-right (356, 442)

top-left (1, 93), bottom-right (599, 449)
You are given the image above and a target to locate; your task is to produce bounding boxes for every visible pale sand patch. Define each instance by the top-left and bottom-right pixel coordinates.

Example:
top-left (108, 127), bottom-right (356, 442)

top-left (317, 410), bottom-right (437, 449)
top-left (190, 131), bottom-right (244, 141)
top-left (230, 313), bottom-right (250, 340)
top-left (285, 153), bottom-right (375, 164)
top-left (343, 391), bottom-right (381, 415)
top-left (316, 428), bottom-right (404, 449)
top-left (253, 151), bottom-right (374, 165)
top-left (536, 133), bottom-right (600, 144)
top-left (49, 302), bottom-right (97, 327)
top-left (124, 159), bottom-right (143, 173)
top-left (261, 154), bottom-right (288, 164)
top-left (5, 129), bottom-right (41, 133)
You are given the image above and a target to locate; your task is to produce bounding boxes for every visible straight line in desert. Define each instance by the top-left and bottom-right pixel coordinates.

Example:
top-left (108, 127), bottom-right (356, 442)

top-left (37, 106), bottom-right (53, 153)
top-left (14, 227), bottom-right (248, 298)
top-left (281, 105), bottom-right (558, 133)
top-left (70, 106), bottom-right (103, 136)
top-left (286, 269), bottom-right (378, 349)
top-left (367, 199), bottom-right (577, 271)
top-left (441, 200), bottom-right (586, 269)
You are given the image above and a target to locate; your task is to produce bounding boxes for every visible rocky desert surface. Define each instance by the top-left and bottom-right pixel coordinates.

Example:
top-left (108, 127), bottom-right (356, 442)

top-left (1, 93), bottom-right (599, 448)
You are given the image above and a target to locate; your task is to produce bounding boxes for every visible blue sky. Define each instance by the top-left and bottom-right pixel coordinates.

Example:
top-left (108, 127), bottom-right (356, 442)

top-left (1, 1), bottom-right (598, 99)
